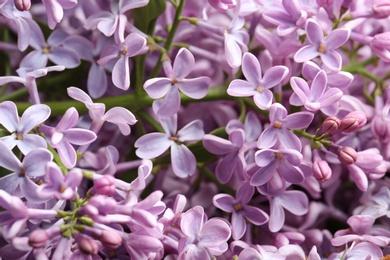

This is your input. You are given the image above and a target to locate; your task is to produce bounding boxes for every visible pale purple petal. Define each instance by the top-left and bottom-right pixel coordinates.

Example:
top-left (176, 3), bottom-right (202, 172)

top-left (87, 63), bottom-right (108, 99)
top-left (284, 112), bottom-right (314, 129)
top-left (253, 89), bottom-right (273, 110)
top-left (120, 0), bottom-right (149, 13)
top-left (0, 142), bottom-right (22, 171)
top-left (181, 206), bottom-right (204, 238)
top-left (103, 107), bottom-right (137, 135)
top-left (320, 51), bottom-right (341, 71)
top-left (17, 134), bottom-right (47, 154)
top-left (279, 190), bottom-right (309, 215)
top-left (216, 152), bottom-right (239, 183)
top-left (227, 80), bottom-right (256, 97)
top-left (225, 34), bottom-right (242, 68)
top-left (55, 141), bottom-right (77, 168)
top-left (20, 50), bottom-right (49, 69)
top-left (112, 56), bottom-right (130, 90)
top-left (255, 149), bottom-right (276, 167)
top-left (232, 213), bottom-right (246, 240)
top-left (144, 78), bottom-right (172, 99)
top-left (241, 52), bottom-right (262, 85)
top-left (262, 66), bottom-right (288, 88)
top-left (258, 127), bottom-right (278, 148)
top-left (124, 33), bottom-right (147, 57)
top-left (277, 129), bottom-right (302, 150)
top-left (269, 199), bottom-right (285, 232)
top-left (213, 194), bottom-right (234, 213)
top-left (0, 174), bottom-right (20, 195)
top-left (156, 86), bottom-right (181, 118)
top-left (244, 206), bottom-right (269, 225)
top-left (278, 163), bottom-right (305, 183)
top-left (294, 45), bottom-right (318, 63)
top-left (135, 133), bottom-right (172, 159)
top-left (311, 70), bottom-right (327, 101)
top-left (0, 76), bottom-right (25, 86)
top-left (203, 135), bottom-right (237, 155)
top-left (24, 148), bottom-right (53, 177)
top-left (49, 48), bottom-right (80, 68)
top-left (42, 0), bottom-right (64, 29)
top-left (199, 218), bottom-right (231, 246)
top-left (56, 107), bottom-right (78, 131)
top-left (306, 19), bottom-right (323, 45)
top-left (14, 18), bottom-right (30, 51)
top-left (229, 129), bottom-right (245, 148)
top-left (63, 129), bottom-right (96, 145)
top-left (67, 87), bottom-right (93, 104)
top-left (250, 161), bottom-right (277, 186)
top-left (290, 77), bottom-right (310, 103)
top-left (19, 104), bottom-right (51, 133)
top-left (0, 136), bottom-right (17, 150)
top-left (0, 101), bottom-right (19, 132)
top-left (325, 28), bottom-right (351, 50)
top-left (173, 48), bottom-right (195, 79)
top-left (177, 120), bottom-right (204, 142)
top-left (171, 144), bottom-right (196, 178)
top-left (179, 77), bottom-right (210, 99)
top-left (318, 88), bottom-right (343, 107)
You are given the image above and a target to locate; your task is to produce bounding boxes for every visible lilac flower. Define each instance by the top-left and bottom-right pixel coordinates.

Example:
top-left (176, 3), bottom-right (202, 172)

top-left (39, 107), bottom-right (97, 168)
top-left (144, 48), bottom-right (211, 117)
top-left (135, 115), bottom-right (204, 178)
top-left (0, 65), bottom-right (65, 104)
top-left (36, 162), bottom-right (83, 200)
top-left (0, 141), bottom-right (53, 201)
top-left (0, 101), bottom-right (50, 154)
top-left (354, 186), bottom-right (390, 218)
top-left (328, 241), bottom-right (383, 260)
top-left (294, 18), bottom-right (351, 70)
top-left (258, 103), bottom-right (314, 151)
top-left (178, 206), bottom-right (231, 259)
top-left (227, 52), bottom-right (289, 110)
top-left (98, 31), bottom-right (147, 90)
top-left (41, 0), bottom-right (77, 29)
top-left (268, 190), bottom-right (309, 232)
top-left (224, 16), bottom-right (249, 68)
top-left (290, 70), bottom-right (343, 113)
top-left (213, 183), bottom-right (268, 240)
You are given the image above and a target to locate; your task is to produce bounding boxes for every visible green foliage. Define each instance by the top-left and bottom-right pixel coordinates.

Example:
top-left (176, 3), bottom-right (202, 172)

top-left (133, 0), bottom-right (166, 34)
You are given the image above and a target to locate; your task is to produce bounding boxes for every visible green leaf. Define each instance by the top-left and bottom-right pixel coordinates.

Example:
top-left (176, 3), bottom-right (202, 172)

top-left (133, 0), bottom-right (166, 34)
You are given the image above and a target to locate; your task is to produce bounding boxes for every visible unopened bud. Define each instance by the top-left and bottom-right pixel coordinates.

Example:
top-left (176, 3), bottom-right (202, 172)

top-left (100, 230), bottom-right (122, 249)
top-left (78, 237), bottom-right (98, 255)
top-left (14, 0), bottom-right (31, 11)
top-left (313, 160), bottom-right (332, 182)
top-left (28, 229), bottom-right (49, 248)
top-left (338, 147), bottom-right (357, 165)
top-left (320, 116), bottom-right (340, 135)
top-left (340, 111), bottom-right (367, 133)
top-left (93, 175), bottom-right (116, 196)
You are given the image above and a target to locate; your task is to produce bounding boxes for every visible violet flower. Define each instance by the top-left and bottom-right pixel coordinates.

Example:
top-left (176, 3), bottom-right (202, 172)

top-left (0, 101), bottom-right (50, 154)
top-left (39, 107), bottom-right (97, 168)
top-left (328, 241), bottom-right (383, 260)
top-left (178, 206), bottom-right (231, 259)
top-left (213, 183), bottom-right (269, 240)
top-left (41, 0), bottom-right (77, 29)
top-left (144, 48), bottom-right (211, 118)
top-left (294, 18), bottom-right (351, 70)
top-left (354, 186), bottom-right (390, 219)
top-left (0, 141), bottom-right (53, 201)
top-left (135, 115), bottom-right (204, 178)
top-left (227, 52), bottom-right (289, 110)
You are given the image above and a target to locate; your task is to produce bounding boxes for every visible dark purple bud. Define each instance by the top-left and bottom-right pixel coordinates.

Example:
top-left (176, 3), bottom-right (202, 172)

top-left (320, 116), bottom-right (340, 135)
top-left (338, 147), bottom-right (357, 165)
top-left (316, 0), bottom-right (334, 8)
top-left (14, 0), bottom-right (31, 11)
top-left (28, 229), bottom-right (49, 248)
top-left (100, 230), bottom-right (122, 250)
top-left (340, 111), bottom-right (367, 133)
top-left (313, 160), bottom-right (332, 182)
top-left (78, 237), bottom-right (98, 255)
top-left (93, 175), bottom-right (116, 196)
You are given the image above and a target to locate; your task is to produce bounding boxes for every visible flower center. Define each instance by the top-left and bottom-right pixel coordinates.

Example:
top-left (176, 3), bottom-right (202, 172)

top-left (171, 78), bottom-right (178, 85)
top-left (169, 136), bottom-right (178, 141)
top-left (233, 203), bottom-right (243, 212)
top-left (273, 121), bottom-right (282, 128)
top-left (60, 185), bottom-right (67, 193)
top-left (19, 168), bottom-right (26, 177)
top-left (16, 133), bottom-right (23, 140)
top-left (275, 152), bottom-right (283, 159)
top-left (318, 44), bottom-right (326, 53)
top-left (256, 86), bottom-right (264, 93)
top-left (42, 47), bottom-right (50, 54)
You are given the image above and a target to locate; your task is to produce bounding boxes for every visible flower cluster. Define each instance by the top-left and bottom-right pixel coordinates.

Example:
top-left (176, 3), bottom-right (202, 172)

top-left (0, 0), bottom-right (389, 259)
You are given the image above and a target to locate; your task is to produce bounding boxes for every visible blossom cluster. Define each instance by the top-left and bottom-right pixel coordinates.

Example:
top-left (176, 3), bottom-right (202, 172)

top-left (0, 0), bottom-right (389, 259)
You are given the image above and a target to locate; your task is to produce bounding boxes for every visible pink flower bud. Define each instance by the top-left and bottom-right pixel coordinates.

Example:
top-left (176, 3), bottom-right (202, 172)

top-left (338, 147), bottom-right (357, 165)
top-left (14, 0), bottom-right (31, 11)
top-left (78, 237), bottom-right (98, 255)
top-left (28, 229), bottom-right (49, 248)
top-left (100, 230), bottom-right (122, 249)
top-left (312, 160), bottom-right (332, 182)
top-left (373, 0), bottom-right (390, 18)
top-left (340, 111), bottom-right (367, 133)
top-left (320, 116), bottom-right (340, 135)
top-left (93, 175), bottom-right (116, 196)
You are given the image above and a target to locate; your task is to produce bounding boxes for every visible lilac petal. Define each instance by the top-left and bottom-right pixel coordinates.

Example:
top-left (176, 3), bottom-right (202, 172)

top-left (290, 77), bottom-right (310, 103)
top-left (232, 213), bottom-right (246, 240)
top-left (15, 19), bottom-right (30, 51)
top-left (242, 52), bottom-right (262, 85)
top-left (24, 148), bottom-right (53, 177)
top-left (3, 218), bottom-right (26, 239)
top-left (213, 194), bottom-right (234, 213)
top-left (302, 61), bottom-right (320, 80)
top-left (19, 178), bottom-right (45, 203)
top-left (311, 70), bottom-right (327, 101)
top-left (244, 206), bottom-right (268, 225)
top-left (279, 163), bottom-right (305, 183)
top-left (318, 88), bottom-right (343, 107)
top-left (120, 0), bottom-right (149, 13)
top-left (227, 80), bottom-right (256, 97)
top-left (56, 141), bottom-right (77, 168)
top-left (173, 48), bottom-right (195, 79)
top-left (17, 134), bottom-right (47, 154)
top-left (269, 199), bottom-right (285, 232)
top-left (244, 111), bottom-right (262, 141)
top-left (294, 45), bottom-right (318, 63)
top-left (325, 28), bottom-right (351, 50)
top-left (203, 135), bottom-right (237, 155)
top-left (179, 244), bottom-right (209, 259)
top-left (135, 133), bottom-right (172, 159)
top-left (284, 112), bottom-right (314, 129)
top-left (253, 89), bottom-right (273, 110)
top-left (255, 149), bottom-right (276, 167)
top-left (0, 174), bottom-right (20, 195)
top-left (250, 161), bottom-right (277, 186)
top-left (112, 56), bottom-right (130, 90)
top-left (225, 34), bottom-right (242, 68)
top-left (56, 107), bottom-right (78, 131)
top-left (0, 76), bottom-right (25, 86)
top-left (177, 120), bottom-right (204, 142)
top-left (19, 104), bottom-right (50, 133)
top-left (124, 33), bottom-right (147, 57)
top-left (144, 78), bottom-right (172, 99)
top-left (306, 19), bottom-right (324, 45)
top-left (159, 113), bottom-right (177, 136)
top-left (20, 50), bottom-right (49, 69)
top-left (67, 87), bottom-right (93, 104)
top-left (278, 129), bottom-right (302, 150)
top-left (156, 86), bottom-right (181, 118)
top-left (103, 107), bottom-right (137, 135)
top-left (262, 66), bottom-right (288, 88)
top-left (42, 0), bottom-right (63, 29)
top-left (229, 129), bottom-right (245, 148)
top-left (279, 190), bottom-right (308, 215)
top-left (280, 149), bottom-right (302, 166)
top-left (49, 48), bottom-right (80, 68)
top-left (179, 77), bottom-right (210, 99)
top-left (269, 103), bottom-right (287, 122)
top-left (320, 51), bottom-right (341, 71)
top-left (97, 16), bottom-right (117, 37)
top-left (181, 206), bottom-right (204, 238)
top-left (328, 71), bottom-right (353, 89)
top-left (88, 63), bottom-right (107, 98)
top-left (171, 144), bottom-right (196, 178)
top-left (0, 101), bottom-right (19, 132)
top-left (0, 136), bottom-right (17, 150)
top-left (28, 21), bottom-right (45, 50)
top-left (216, 152), bottom-right (239, 183)
top-left (258, 127), bottom-right (278, 148)
top-left (348, 165), bottom-right (368, 191)
top-left (63, 36), bottom-right (94, 61)
top-left (237, 182), bottom-right (254, 203)
top-left (63, 129), bottom-right (96, 145)
top-left (0, 142), bottom-right (22, 171)
top-left (199, 218), bottom-right (231, 246)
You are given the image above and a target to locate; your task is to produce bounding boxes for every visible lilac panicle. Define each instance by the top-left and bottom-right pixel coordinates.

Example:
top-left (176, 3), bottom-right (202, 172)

top-left (0, 101), bottom-right (50, 154)
top-left (227, 52), bottom-right (289, 110)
